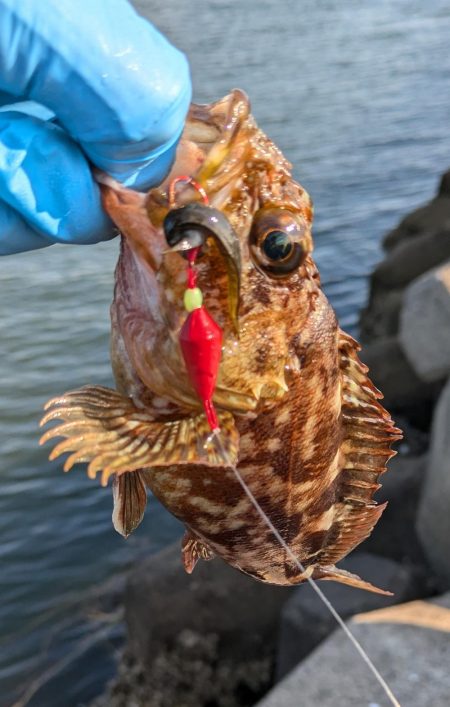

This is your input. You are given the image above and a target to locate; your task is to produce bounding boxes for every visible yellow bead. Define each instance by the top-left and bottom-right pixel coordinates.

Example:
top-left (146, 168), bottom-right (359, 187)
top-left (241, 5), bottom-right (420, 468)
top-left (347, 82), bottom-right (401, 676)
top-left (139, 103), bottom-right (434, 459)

top-left (184, 287), bottom-right (203, 312)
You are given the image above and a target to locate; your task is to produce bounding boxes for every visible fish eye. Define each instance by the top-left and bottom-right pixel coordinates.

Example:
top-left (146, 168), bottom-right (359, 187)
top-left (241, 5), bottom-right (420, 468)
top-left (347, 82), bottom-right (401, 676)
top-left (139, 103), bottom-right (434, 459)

top-left (261, 230), bottom-right (294, 261)
top-left (250, 209), bottom-right (309, 277)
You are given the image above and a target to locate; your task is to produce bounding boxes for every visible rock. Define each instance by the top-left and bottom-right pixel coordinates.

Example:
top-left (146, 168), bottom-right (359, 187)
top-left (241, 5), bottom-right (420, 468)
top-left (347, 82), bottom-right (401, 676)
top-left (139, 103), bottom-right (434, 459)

top-left (360, 169), bottom-right (450, 345)
top-left (383, 169), bottom-right (450, 252)
top-left (360, 286), bottom-right (403, 342)
top-left (360, 231), bottom-right (450, 344)
top-left (359, 337), bottom-right (442, 427)
top-left (93, 633), bottom-right (272, 707)
top-left (360, 453), bottom-right (430, 570)
top-left (259, 593), bottom-right (450, 707)
top-left (391, 415), bottom-right (430, 456)
top-left (373, 229), bottom-right (450, 289)
top-left (438, 168), bottom-right (450, 197)
top-left (124, 541), bottom-right (290, 703)
top-left (384, 198), bottom-right (450, 251)
top-left (417, 379), bottom-right (450, 589)
top-left (276, 553), bottom-right (418, 680)
top-left (399, 261), bottom-right (450, 382)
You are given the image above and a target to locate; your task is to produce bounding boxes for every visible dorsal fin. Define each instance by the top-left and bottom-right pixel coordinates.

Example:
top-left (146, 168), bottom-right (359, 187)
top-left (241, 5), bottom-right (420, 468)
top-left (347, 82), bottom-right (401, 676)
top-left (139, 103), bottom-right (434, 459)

top-left (317, 331), bottom-right (402, 568)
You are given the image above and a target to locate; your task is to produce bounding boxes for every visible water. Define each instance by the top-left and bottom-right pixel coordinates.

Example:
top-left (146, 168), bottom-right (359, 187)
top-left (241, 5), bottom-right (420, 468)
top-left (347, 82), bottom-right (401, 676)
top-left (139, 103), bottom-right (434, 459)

top-left (1, 0), bottom-right (450, 704)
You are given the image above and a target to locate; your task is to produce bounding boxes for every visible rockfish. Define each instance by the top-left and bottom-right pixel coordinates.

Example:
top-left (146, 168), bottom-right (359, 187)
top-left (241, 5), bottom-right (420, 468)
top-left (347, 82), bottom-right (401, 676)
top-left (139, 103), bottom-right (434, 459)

top-left (40, 90), bottom-right (401, 592)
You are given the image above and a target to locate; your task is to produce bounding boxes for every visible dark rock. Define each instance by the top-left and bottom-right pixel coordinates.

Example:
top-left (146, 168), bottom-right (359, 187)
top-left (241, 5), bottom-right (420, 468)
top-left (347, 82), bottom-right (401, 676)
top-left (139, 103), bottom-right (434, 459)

top-left (260, 593), bottom-right (450, 707)
top-left (359, 337), bottom-right (443, 427)
top-left (384, 190), bottom-right (450, 252)
top-left (389, 414), bottom-right (430, 456)
top-left (123, 542), bottom-right (291, 705)
top-left (360, 169), bottom-right (450, 345)
top-left (438, 168), bottom-right (450, 197)
top-left (360, 286), bottom-right (403, 341)
top-left (275, 553), bottom-right (419, 680)
top-left (417, 379), bottom-right (450, 590)
top-left (360, 453), bottom-right (431, 571)
top-left (373, 228), bottom-right (450, 289)
top-left (92, 636), bottom-right (272, 707)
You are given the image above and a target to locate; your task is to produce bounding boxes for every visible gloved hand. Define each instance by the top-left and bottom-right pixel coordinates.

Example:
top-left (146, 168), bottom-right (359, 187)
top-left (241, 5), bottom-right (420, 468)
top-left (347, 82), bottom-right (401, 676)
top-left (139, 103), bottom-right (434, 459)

top-left (0, 0), bottom-right (191, 254)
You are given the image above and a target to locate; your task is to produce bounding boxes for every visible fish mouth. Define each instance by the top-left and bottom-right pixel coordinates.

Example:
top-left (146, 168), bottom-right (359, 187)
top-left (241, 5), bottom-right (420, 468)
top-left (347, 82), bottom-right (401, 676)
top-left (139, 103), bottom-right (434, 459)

top-left (159, 91), bottom-right (252, 334)
top-left (163, 202), bottom-right (241, 332)
top-left (214, 380), bottom-right (288, 413)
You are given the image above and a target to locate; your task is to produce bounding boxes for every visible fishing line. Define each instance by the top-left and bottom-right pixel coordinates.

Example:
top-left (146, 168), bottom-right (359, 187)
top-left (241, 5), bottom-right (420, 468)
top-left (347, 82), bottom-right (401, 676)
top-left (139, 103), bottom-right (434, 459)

top-left (208, 430), bottom-right (402, 707)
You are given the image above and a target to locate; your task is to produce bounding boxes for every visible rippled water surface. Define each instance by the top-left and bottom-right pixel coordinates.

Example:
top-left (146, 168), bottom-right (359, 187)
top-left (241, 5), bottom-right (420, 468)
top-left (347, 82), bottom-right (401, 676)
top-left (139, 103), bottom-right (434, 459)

top-left (1, 0), bottom-right (450, 704)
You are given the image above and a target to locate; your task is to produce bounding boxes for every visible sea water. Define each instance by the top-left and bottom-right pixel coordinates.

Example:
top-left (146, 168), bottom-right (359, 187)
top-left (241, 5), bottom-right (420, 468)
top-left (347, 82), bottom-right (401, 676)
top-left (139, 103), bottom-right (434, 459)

top-left (1, 0), bottom-right (450, 703)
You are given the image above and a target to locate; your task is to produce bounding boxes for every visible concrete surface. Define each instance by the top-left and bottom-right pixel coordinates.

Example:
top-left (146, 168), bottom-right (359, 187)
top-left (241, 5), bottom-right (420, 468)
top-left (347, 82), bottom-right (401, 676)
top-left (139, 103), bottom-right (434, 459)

top-left (259, 593), bottom-right (450, 707)
top-left (417, 378), bottom-right (450, 589)
top-left (276, 552), bottom-right (417, 679)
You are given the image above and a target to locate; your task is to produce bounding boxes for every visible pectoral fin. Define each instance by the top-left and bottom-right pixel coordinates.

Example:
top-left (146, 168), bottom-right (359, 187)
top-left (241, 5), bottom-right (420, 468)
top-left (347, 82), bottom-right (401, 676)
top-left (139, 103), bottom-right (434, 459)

top-left (40, 385), bottom-right (239, 487)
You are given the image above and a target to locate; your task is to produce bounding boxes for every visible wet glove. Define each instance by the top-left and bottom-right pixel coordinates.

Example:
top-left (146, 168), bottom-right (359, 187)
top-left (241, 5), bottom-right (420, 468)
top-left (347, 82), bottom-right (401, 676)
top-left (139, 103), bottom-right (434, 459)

top-left (0, 0), bottom-right (191, 254)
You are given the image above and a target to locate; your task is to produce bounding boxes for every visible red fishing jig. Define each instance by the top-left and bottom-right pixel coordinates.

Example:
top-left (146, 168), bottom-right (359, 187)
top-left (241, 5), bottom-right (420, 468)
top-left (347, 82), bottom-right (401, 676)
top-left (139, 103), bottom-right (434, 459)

top-left (179, 248), bottom-right (222, 431)
top-left (168, 176), bottom-right (223, 432)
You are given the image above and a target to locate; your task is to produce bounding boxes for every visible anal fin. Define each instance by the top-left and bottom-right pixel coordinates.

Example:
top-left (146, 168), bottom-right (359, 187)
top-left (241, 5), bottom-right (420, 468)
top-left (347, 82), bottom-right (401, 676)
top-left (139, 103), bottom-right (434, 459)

top-left (314, 564), bottom-right (393, 596)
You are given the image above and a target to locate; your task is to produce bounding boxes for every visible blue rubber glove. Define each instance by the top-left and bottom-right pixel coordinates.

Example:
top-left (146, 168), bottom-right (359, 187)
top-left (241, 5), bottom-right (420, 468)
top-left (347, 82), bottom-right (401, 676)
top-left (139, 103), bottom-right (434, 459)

top-left (0, 0), bottom-right (191, 254)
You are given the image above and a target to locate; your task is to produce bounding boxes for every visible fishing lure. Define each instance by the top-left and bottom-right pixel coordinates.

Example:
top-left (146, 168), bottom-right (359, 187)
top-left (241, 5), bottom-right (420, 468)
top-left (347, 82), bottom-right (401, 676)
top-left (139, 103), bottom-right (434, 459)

top-left (167, 177), bottom-right (223, 433)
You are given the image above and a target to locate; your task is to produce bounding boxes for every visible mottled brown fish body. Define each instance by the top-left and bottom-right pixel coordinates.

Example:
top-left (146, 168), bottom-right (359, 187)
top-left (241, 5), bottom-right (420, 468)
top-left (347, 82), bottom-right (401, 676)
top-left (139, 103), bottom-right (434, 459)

top-left (40, 90), bottom-right (401, 593)
top-left (147, 290), bottom-right (396, 588)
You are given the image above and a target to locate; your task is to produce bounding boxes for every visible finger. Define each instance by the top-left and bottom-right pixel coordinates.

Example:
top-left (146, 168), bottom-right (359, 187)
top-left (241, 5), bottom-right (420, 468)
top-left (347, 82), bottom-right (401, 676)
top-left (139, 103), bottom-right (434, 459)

top-left (0, 98), bottom-right (55, 121)
top-left (0, 0), bottom-right (191, 186)
top-left (0, 200), bottom-right (57, 254)
top-left (0, 111), bottom-right (114, 250)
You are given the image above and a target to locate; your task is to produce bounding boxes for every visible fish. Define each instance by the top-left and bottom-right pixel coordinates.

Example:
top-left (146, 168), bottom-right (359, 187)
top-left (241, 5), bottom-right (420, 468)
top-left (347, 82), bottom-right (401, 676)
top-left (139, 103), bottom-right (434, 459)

top-left (40, 90), bottom-right (401, 593)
